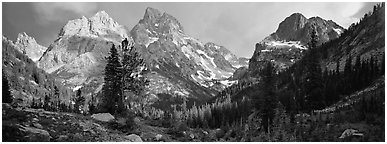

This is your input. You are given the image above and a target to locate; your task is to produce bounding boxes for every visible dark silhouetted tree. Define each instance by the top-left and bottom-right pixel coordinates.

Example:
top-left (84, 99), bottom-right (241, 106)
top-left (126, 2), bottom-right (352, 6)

top-left (258, 61), bottom-right (278, 133)
top-left (2, 72), bottom-right (12, 103)
top-left (303, 26), bottom-right (323, 110)
top-left (101, 44), bottom-right (123, 114)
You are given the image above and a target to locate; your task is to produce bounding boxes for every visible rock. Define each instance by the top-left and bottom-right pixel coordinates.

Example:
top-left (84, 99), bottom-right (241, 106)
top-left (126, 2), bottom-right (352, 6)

top-left (202, 130), bottom-right (208, 135)
top-left (91, 113), bottom-right (115, 122)
top-left (155, 134), bottom-right (163, 141)
top-left (14, 32), bottom-right (47, 62)
top-left (125, 134), bottom-right (143, 142)
top-left (339, 129), bottom-right (364, 139)
top-left (88, 129), bottom-right (96, 135)
top-left (21, 126), bottom-right (51, 142)
top-left (189, 133), bottom-right (195, 139)
top-left (31, 118), bottom-right (39, 122)
top-left (73, 133), bottom-right (83, 140)
top-left (56, 135), bottom-right (69, 141)
top-left (211, 128), bottom-right (225, 139)
top-left (32, 123), bottom-right (43, 129)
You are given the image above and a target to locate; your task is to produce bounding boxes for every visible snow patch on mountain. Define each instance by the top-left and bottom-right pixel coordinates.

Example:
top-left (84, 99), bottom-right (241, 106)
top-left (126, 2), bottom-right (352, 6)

top-left (219, 80), bottom-right (237, 87)
top-left (72, 85), bottom-right (83, 91)
top-left (265, 40), bottom-right (307, 50)
top-left (333, 28), bottom-right (343, 35)
top-left (145, 37), bottom-right (159, 47)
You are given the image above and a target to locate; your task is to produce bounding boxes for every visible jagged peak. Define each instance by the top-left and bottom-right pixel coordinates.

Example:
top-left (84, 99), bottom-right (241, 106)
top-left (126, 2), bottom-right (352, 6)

top-left (144, 7), bottom-right (162, 20)
top-left (59, 10), bottom-right (124, 37)
top-left (91, 10), bottom-right (112, 21)
top-left (16, 32), bottom-right (36, 43)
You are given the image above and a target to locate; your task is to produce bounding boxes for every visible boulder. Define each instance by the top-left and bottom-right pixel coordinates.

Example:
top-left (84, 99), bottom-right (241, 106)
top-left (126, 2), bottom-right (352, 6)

top-left (339, 129), bottom-right (364, 139)
top-left (155, 134), bottom-right (163, 141)
top-left (32, 123), bottom-right (43, 129)
top-left (91, 113), bottom-right (115, 122)
top-left (21, 126), bottom-right (51, 142)
top-left (56, 135), bottom-right (69, 141)
top-left (125, 134), bottom-right (143, 142)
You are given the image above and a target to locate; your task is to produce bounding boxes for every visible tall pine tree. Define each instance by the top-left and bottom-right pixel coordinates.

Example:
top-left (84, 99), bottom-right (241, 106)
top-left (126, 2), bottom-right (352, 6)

top-left (257, 61), bottom-right (277, 133)
top-left (303, 26), bottom-right (324, 111)
top-left (121, 40), bottom-right (148, 112)
top-left (102, 44), bottom-right (123, 114)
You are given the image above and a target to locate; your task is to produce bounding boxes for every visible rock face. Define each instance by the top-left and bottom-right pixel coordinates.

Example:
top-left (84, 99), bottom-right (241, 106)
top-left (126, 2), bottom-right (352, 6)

top-left (322, 5), bottom-right (385, 72)
top-left (272, 13), bottom-right (343, 44)
top-left (37, 10), bottom-right (131, 98)
top-left (248, 13), bottom-right (344, 74)
top-left (125, 134), bottom-right (143, 142)
top-left (20, 126), bottom-right (51, 142)
top-left (2, 36), bottom-right (73, 107)
top-left (130, 7), bottom-right (247, 101)
top-left (35, 8), bottom-right (247, 106)
top-left (91, 113), bottom-right (115, 122)
top-left (14, 32), bottom-right (47, 62)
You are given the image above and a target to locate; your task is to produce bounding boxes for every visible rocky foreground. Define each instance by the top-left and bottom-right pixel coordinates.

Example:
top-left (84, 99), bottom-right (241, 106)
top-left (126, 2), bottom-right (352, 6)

top-left (2, 103), bottom-right (229, 142)
top-left (2, 103), bottom-right (174, 142)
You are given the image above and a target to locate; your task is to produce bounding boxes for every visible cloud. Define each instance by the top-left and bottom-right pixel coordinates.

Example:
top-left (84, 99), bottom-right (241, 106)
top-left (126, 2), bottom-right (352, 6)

top-left (32, 2), bottom-right (98, 25)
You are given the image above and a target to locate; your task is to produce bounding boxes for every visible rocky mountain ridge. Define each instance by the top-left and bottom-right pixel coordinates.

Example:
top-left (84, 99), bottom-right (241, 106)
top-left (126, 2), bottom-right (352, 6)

top-left (14, 7), bottom-right (248, 107)
top-left (14, 32), bottom-right (47, 62)
top-left (248, 13), bottom-right (344, 74)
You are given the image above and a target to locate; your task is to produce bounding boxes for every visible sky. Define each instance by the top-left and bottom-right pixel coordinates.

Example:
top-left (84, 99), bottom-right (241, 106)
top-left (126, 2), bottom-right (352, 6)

top-left (2, 2), bottom-right (378, 58)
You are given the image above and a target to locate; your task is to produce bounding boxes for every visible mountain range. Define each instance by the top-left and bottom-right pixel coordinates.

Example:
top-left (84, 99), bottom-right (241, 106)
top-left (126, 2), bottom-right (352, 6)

top-left (248, 13), bottom-right (344, 76)
top-left (3, 7), bottom-right (249, 106)
top-left (3, 6), bottom-right (383, 110)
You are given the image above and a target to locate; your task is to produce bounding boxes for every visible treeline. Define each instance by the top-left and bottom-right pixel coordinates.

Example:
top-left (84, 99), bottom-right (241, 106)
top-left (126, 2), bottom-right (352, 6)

top-left (2, 38), bottom-right (73, 108)
top-left (211, 79), bottom-right (254, 103)
top-left (278, 54), bottom-right (384, 113)
top-left (177, 95), bottom-right (250, 129)
top-left (277, 2), bottom-right (385, 113)
top-left (29, 88), bottom-right (87, 114)
top-left (317, 3), bottom-right (384, 60)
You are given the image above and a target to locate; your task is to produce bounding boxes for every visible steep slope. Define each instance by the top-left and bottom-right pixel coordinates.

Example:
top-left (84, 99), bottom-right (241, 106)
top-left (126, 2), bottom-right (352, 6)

top-left (37, 11), bottom-right (130, 96)
top-left (321, 5), bottom-right (385, 71)
top-left (249, 13), bottom-right (344, 74)
top-left (276, 4), bottom-right (385, 111)
top-left (14, 32), bottom-right (47, 62)
top-left (37, 8), bottom-right (246, 106)
top-left (130, 7), bottom-right (247, 100)
top-left (2, 36), bottom-right (73, 107)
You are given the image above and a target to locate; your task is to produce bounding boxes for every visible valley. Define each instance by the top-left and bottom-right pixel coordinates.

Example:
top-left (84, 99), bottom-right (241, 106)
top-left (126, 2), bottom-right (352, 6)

top-left (2, 2), bottom-right (385, 142)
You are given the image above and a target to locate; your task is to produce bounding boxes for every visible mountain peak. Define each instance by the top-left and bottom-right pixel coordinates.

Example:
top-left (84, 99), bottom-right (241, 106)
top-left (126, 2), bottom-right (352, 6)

top-left (144, 7), bottom-right (162, 22)
top-left (59, 10), bottom-right (126, 38)
top-left (91, 10), bottom-right (111, 21)
top-left (14, 32), bottom-right (46, 62)
top-left (16, 32), bottom-right (36, 45)
top-left (289, 13), bottom-right (306, 18)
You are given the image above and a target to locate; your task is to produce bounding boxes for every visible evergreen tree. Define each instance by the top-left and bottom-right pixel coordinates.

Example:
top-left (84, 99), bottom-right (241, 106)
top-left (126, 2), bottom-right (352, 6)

top-left (74, 89), bottom-right (85, 114)
top-left (303, 26), bottom-right (324, 110)
top-left (53, 86), bottom-right (60, 111)
top-left (344, 55), bottom-right (353, 94)
top-left (257, 61), bottom-right (278, 133)
top-left (101, 44), bottom-right (123, 114)
top-left (43, 94), bottom-right (51, 111)
top-left (2, 72), bottom-right (13, 103)
top-left (121, 43), bottom-right (149, 112)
